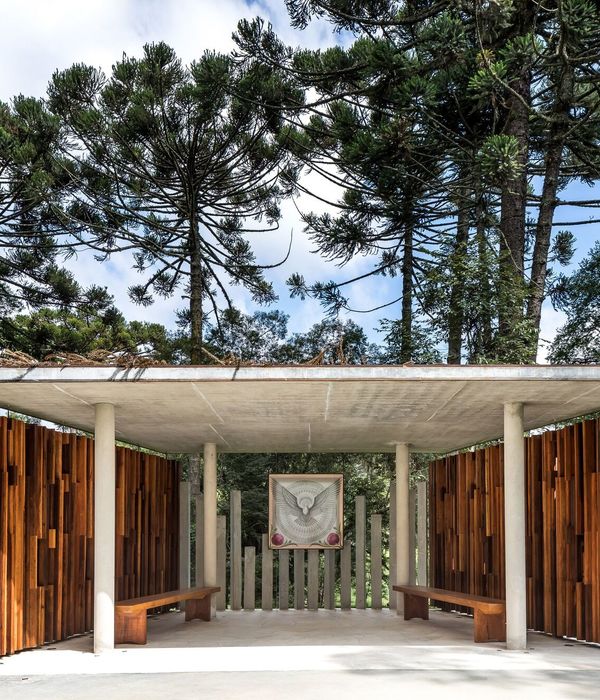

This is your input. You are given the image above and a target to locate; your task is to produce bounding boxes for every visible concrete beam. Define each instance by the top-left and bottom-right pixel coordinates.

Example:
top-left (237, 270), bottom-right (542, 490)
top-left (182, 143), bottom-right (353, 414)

top-left (504, 402), bottom-right (527, 650)
top-left (93, 403), bottom-right (115, 654)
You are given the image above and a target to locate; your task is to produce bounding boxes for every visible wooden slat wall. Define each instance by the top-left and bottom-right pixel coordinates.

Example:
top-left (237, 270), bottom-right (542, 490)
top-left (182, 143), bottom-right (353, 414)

top-left (429, 417), bottom-right (600, 644)
top-left (0, 416), bottom-right (179, 657)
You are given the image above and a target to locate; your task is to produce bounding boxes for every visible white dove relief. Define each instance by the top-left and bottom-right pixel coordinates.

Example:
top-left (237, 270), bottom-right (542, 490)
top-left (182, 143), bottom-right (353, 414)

top-left (273, 479), bottom-right (340, 544)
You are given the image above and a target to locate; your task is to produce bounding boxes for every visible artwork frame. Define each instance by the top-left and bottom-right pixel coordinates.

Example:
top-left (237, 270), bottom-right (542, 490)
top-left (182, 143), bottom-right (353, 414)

top-left (268, 473), bottom-right (344, 550)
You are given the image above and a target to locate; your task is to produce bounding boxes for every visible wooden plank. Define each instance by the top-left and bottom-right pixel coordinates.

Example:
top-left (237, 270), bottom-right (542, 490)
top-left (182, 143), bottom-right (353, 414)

top-left (261, 534), bottom-right (273, 611)
top-left (355, 495), bottom-right (366, 609)
top-left (243, 546), bottom-right (256, 611)
top-left (307, 549), bottom-right (319, 611)
top-left (293, 550), bottom-right (305, 610)
top-left (278, 549), bottom-right (289, 611)
top-left (230, 490), bottom-right (242, 611)
top-left (370, 514), bottom-right (382, 609)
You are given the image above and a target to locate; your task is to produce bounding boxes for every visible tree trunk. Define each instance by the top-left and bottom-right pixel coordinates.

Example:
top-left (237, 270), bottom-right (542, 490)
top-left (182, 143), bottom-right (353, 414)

top-left (189, 224), bottom-right (203, 365)
top-left (400, 222), bottom-right (413, 364)
top-left (447, 204), bottom-right (469, 364)
top-left (497, 3), bottom-right (534, 358)
top-left (526, 62), bottom-right (574, 361)
top-left (469, 197), bottom-right (494, 362)
top-left (498, 71), bottom-right (530, 350)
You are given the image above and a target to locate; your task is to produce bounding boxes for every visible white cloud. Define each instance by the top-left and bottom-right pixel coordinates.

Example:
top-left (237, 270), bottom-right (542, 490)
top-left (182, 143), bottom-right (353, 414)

top-left (537, 303), bottom-right (567, 363)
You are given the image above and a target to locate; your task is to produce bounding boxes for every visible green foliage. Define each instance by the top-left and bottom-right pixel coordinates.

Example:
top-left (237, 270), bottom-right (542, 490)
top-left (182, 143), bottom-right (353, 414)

top-left (47, 41), bottom-right (303, 361)
top-left (0, 296), bottom-right (185, 362)
top-left (548, 242), bottom-right (600, 364)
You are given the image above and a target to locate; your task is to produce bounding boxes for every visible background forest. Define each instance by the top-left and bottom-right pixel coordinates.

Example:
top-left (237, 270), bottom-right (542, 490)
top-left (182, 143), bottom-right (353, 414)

top-left (2, 0), bottom-right (600, 551)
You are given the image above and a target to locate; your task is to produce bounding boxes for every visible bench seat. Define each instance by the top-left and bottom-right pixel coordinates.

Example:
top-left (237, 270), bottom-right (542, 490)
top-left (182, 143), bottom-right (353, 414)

top-left (393, 584), bottom-right (506, 643)
top-left (115, 586), bottom-right (220, 644)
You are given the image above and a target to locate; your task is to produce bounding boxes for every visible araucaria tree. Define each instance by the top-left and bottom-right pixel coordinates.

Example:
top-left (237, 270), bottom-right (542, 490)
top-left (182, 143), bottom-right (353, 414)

top-left (0, 96), bottom-right (90, 316)
top-left (48, 42), bottom-right (302, 363)
top-left (237, 0), bottom-right (600, 364)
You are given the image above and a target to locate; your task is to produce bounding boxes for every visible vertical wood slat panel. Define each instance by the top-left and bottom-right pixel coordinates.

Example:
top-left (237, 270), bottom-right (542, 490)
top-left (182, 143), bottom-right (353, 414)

top-left (429, 418), bottom-right (600, 645)
top-left (0, 416), bottom-right (179, 657)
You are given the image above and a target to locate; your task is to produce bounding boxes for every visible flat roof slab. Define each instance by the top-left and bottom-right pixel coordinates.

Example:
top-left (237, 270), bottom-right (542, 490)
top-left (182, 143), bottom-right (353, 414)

top-left (1, 365), bottom-right (600, 453)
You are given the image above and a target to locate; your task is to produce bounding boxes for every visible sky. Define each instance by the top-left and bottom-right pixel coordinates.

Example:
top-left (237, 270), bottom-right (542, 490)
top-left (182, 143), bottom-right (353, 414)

top-left (0, 0), bottom-right (598, 361)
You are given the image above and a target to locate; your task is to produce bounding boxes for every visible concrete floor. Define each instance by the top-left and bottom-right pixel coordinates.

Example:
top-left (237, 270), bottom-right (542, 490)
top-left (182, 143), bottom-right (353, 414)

top-left (1, 609), bottom-right (599, 699)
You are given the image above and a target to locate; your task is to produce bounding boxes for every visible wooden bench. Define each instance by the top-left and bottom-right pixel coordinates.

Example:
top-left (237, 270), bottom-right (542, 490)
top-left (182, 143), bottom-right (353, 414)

top-left (115, 586), bottom-right (220, 644)
top-left (393, 585), bottom-right (506, 643)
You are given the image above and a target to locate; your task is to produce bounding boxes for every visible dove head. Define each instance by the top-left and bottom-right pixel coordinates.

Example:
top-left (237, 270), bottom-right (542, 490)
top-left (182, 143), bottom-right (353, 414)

top-left (297, 495), bottom-right (315, 515)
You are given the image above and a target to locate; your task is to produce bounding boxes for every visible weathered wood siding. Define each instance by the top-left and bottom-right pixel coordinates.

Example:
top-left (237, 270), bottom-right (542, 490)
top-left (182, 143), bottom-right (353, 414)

top-left (0, 417), bottom-right (179, 657)
top-left (430, 418), bottom-right (600, 644)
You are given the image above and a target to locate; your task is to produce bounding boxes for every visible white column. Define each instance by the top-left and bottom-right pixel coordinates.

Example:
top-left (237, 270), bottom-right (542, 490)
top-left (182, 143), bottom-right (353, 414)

top-left (417, 481), bottom-right (428, 586)
top-left (203, 443), bottom-right (217, 617)
top-left (94, 403), bottom-right (115, 653)
top-left (395, 442), bottom-right (410, 613)
top-left (179, 481), bottom-right (191, 596)
top-left (504, 402), bottom-right (527, 650)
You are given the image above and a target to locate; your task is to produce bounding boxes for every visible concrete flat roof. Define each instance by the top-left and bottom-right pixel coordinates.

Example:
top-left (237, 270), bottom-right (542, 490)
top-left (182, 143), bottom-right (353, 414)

top-left (1, 364), bottom-right (599, 454)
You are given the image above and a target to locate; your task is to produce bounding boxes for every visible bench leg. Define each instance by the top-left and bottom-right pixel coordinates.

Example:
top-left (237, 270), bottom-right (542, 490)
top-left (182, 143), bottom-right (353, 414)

top-left (473, 608), bottom-right (506, 643)
top-left (115, 609), bottom-right (147, 645)
top-left (404, 593), bottom-right (429, 621)
top-left (185, 595), bottom-right (212, 622)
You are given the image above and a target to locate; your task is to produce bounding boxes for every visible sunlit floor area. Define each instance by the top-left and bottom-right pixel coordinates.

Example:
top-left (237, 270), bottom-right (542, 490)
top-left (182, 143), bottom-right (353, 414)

top-left (1, 609), bottom-right (599, 699)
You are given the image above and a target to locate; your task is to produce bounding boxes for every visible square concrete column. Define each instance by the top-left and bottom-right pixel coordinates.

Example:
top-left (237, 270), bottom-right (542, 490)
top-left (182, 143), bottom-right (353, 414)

top-left (504, 402), bottom-right (527, 650)
top-left (203, 443), bottom-right (217, 617)
top-left (94, 403), bottom-right (115, 653)
top-left (395, 442), bottom-right (410, 614)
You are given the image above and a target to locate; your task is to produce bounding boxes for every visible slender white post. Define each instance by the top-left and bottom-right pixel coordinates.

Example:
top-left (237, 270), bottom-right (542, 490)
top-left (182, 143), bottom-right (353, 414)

top-left (94, 403), bottom-right (115, 653)
top-left (395, 442), bottom-right (410, 613)
top-left (417, 481), bottom-right (428, 586)
top-left (179, 481), bottom-right (191, 603)
top-left (504, 402), bottom-right (527, 650)
top-left (203, 443), bottom-right (217, 617)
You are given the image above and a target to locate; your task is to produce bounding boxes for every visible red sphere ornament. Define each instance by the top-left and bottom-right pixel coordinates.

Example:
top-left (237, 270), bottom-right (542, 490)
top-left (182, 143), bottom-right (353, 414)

top-left (326, 532), bottom-right (340, 546)
top-left (271, 533), bottom-right (284, 546)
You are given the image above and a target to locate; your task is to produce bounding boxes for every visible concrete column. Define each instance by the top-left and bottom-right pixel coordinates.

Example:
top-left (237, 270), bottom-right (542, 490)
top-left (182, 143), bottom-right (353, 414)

top-left (203, 443), bottom-right (217, 617)
top-left (179, 481), bottom-right (191, 599)
top-left (504, 402), bottom-right (527, 650)
top-left (94, 403), bottom-right (115, 654)
top-left (395, 443), bottom-right (410, 614)
top-left (417, 481), bottom-right (427, 586)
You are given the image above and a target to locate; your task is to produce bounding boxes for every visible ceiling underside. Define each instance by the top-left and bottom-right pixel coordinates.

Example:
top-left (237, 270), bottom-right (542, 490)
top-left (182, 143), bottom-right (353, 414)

top-left (1, 365), bottom-right (600, 454)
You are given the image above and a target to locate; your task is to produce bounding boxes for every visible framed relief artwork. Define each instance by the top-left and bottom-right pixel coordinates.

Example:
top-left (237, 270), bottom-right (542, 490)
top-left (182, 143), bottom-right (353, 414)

top-left (268, 473), bottom-right (343, 549)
